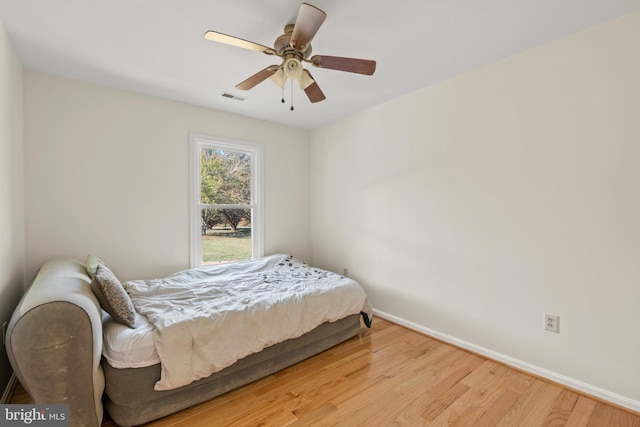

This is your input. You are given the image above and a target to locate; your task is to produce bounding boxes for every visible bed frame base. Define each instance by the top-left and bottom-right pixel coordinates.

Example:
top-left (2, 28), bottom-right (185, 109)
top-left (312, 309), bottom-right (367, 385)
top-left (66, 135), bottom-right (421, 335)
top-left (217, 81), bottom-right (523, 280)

top-left (104, 314), bottom-right (362, 426)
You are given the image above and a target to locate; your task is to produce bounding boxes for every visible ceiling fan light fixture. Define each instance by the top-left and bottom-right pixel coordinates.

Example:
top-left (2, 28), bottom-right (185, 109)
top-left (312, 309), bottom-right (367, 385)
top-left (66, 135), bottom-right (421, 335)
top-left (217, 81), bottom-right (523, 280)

top-left (297, 70), bottom-right (315, 90)
top-left (269, 63), bottom-right (314, 90)
top-left (269, 68), bottom-right (286, 88)
top-left (283, 58), bottom-right (302, 80)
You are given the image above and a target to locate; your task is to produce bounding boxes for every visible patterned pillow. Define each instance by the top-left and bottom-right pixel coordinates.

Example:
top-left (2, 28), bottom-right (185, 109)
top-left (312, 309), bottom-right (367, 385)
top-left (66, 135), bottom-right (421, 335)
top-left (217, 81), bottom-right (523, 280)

top-left (90, 263), bottom-right (136, 328)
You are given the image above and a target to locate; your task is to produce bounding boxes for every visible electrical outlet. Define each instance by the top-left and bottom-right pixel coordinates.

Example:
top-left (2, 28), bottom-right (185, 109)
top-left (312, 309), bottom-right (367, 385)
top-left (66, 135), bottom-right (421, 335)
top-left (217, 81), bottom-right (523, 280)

top-left (2, 321), bottom-right (8, 346)
top-left (544, 313), bottom-right (559, 333)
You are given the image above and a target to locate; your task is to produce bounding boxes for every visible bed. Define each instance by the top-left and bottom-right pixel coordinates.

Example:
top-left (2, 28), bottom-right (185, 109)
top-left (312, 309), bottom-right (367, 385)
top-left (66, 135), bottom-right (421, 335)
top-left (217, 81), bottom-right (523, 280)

top-left (6, 254), bottom-right (371, 427)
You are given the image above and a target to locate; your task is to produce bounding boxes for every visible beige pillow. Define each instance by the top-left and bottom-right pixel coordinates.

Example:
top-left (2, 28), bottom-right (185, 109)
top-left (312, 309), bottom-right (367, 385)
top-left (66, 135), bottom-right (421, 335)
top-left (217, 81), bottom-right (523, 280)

top-left (85, 253), bottom-right (102, 279)
top-left (90, 263), bottom-right (136, 328)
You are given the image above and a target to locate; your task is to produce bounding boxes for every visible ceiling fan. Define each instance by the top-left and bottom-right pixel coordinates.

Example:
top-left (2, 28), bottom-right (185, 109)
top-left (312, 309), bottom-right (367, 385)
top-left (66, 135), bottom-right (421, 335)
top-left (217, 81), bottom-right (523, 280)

top-left (204, 3), bottom-right (376, 108)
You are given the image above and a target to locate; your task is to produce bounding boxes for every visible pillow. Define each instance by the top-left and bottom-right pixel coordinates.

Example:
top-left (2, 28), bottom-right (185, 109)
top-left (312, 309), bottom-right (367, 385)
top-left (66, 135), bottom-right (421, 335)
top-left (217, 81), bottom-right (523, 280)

top-left (90, 263), bottom-right (136, 328)
top-left (85, 254), bottom-right (101, 279)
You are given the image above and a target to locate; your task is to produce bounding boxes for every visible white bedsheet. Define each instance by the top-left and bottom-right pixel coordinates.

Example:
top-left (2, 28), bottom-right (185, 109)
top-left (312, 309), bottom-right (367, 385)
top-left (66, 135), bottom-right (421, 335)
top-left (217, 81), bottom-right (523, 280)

top-left (102, 312), bottom-right (160, 368)
top-left (124, 254), bottom-right (371, 391)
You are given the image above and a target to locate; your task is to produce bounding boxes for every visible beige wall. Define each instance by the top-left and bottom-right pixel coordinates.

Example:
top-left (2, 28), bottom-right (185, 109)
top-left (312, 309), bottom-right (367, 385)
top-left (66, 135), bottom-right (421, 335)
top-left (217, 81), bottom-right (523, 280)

top-left (310, 12), bottom-right (640, 408)
top-left (0, 18), bottom-right (25, 393)
top-left (23, 71), bottom-right (310, 282)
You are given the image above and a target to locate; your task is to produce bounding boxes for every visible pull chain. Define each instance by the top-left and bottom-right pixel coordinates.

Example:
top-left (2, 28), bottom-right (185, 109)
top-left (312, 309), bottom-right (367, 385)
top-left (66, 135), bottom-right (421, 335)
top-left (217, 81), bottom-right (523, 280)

top-left (290, 79), bottom-right (295, 111)
top-left (281, 83), bottom-right (285, 104)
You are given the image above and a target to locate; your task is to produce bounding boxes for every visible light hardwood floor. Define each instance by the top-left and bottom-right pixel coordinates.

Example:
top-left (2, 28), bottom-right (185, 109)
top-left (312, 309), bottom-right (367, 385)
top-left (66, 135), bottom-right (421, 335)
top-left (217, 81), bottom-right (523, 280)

top-left (11, 318), bottom-right (640, 426)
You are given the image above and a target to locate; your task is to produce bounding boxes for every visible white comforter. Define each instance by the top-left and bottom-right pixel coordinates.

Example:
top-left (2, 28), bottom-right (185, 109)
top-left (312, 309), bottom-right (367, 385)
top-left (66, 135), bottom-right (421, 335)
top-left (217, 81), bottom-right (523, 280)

top-left (124, 254), bottom-right (371, 391)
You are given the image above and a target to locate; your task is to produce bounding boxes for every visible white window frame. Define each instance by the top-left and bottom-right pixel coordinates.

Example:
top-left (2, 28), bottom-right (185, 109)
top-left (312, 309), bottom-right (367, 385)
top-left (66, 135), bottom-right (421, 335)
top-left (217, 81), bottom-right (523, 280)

top-left (189, 133), bottom-right (264, 268)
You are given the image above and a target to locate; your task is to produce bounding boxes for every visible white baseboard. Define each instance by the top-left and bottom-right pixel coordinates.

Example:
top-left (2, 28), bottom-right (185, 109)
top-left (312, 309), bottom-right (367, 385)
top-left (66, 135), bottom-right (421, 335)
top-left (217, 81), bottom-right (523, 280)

top-left (373, 309), bottom-right (640, 414)
top-left (1, 373), bottom-right (17, 404)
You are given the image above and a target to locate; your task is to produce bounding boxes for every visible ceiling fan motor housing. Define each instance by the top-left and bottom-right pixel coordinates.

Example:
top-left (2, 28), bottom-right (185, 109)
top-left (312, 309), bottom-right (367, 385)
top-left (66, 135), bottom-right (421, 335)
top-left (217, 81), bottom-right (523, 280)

top-left (274, 24), bottom-right (311, 59)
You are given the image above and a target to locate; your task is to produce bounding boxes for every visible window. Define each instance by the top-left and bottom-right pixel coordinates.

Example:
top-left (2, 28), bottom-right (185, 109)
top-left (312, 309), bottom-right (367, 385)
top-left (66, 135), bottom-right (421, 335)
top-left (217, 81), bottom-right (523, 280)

top-left (190, 134), bottom-right (263, 267)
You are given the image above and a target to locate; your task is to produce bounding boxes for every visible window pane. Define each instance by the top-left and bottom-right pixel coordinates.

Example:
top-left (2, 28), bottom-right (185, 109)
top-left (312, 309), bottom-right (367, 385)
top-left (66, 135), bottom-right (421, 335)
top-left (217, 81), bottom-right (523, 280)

top-left (191, 135), bottom-right (262, 268)
top-left (200, 148), bottom-right (251, 205)
top-left (201, 208), bottom-right (252, 264)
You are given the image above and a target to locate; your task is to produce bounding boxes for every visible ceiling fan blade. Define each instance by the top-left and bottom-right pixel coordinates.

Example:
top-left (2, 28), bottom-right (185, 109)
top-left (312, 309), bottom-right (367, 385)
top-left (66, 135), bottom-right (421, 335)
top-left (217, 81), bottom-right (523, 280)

top-left (308, 55), bottom-right (376, 75)
top-left (236, 66), bottom-right (279, 90)
top-left (204, 31), bottom-right (274, 55)
top-left (290, 3), bottom-right (327, 51)
top-left (303, 70), bottom-right (326, 103)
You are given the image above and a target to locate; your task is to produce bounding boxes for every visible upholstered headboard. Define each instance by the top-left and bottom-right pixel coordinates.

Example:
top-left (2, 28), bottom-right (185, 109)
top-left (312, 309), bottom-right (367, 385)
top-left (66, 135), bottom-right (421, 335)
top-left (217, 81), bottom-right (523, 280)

top-left (5, 259), bottom-right (104, 427)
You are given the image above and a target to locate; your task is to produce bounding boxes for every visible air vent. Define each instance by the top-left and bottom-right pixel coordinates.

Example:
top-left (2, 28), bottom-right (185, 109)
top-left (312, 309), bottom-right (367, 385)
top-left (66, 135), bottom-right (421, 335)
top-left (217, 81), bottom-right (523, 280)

top-left (221, 92), bottom-right (246, 101)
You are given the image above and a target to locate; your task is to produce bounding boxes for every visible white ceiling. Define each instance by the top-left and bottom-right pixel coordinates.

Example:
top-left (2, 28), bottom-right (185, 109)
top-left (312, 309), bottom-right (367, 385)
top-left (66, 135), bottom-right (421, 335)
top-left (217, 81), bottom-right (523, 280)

top-left (1, 1), bottom-right (639, 129)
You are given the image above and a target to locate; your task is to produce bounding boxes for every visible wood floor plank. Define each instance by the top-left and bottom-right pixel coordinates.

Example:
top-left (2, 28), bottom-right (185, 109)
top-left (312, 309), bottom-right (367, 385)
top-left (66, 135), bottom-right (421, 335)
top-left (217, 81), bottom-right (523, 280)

top-left (364, 353), bottom-right (483, 426)
top-left (542, 388), bottom-right (580, 426)
top-left (431, 360), bottom-right (513, 425)
top-left (587, 402), bottom-right (617, 427)
top-left (10, 317), bottom-right (640, 426)
top-left (565, 396), bottom-right (598, 427)
top-left (474, 388), bottom-right (521, 427)
top-left (448, 405), bottom-right (487, 426)
top-left (496, 379), bottom-right (553, 426)
top-left (467, 367), bottom-right (526, 415)
top-left (513, 382), bottom-right (564, 426)
top-left (423, 381), bottom-right (471, 421)
top-left (290, 402), bottom-right (338, 427)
